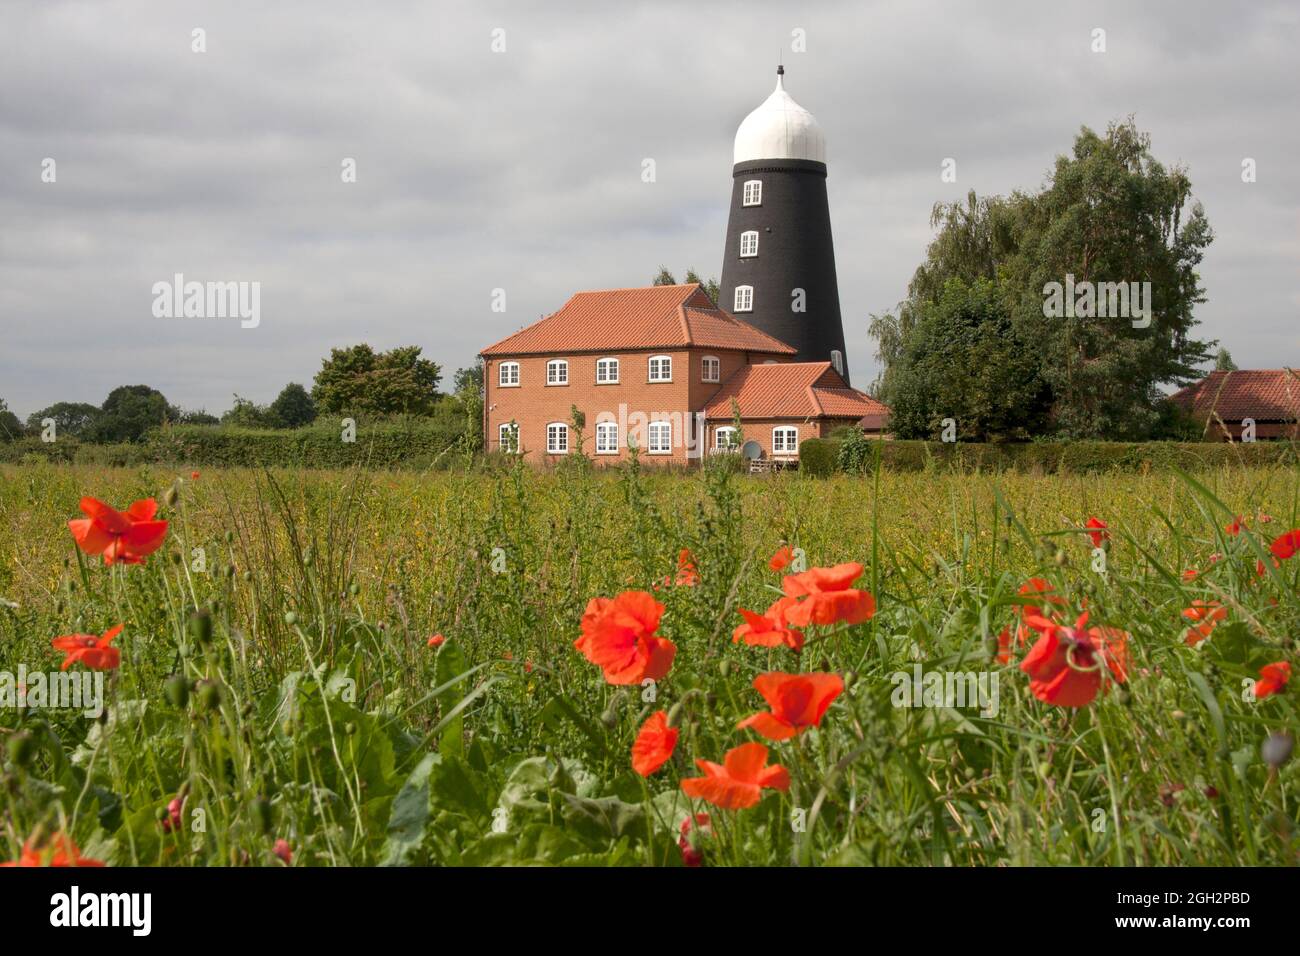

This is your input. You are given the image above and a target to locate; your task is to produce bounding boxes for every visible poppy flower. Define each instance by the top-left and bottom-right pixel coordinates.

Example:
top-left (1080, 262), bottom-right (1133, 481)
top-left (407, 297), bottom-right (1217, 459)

top-left (272, 839), bottom-right (292, 865)
top-left (1180, 568), bottom-right (1199, 582)
top-left (1181, 601), bottom-right (1227, 647)
top-left (190, 471), bottom-right (200, 481)
top-left (769, 545), bottom-right (795, 572)
top-left (427, 634), bottom-right (445, 648)
top-left (737, 671), bottom-right (844, 740)
top-left (1255, 661), bottom-right (1291, 700)
top-left (781, 562), bottom-right (875, 627)
top-left (51, 624), bottom-right (122, 671)
top-left (996, 625), bottom-right (1014, 665)
top-left (574, 591), bottom-right (676, 685)
top-left (674, 549), bottom-right (700, 587)
top-left (0, 834), bottom-right (104, 867)
top-left (1085, 517), bottom-right (1109, 549)
top-left (997, 579), bottom-right (1064, 663)
top-left (67, 497), bottom-right (168, 566)
top-left (1269, 529), bottom-right (1300, 561)
top-left (1225, 517), bottom-right (1243, 537)
top-left (1019, 611), bottom-right (1128, 708)
top-left (680, 742), bottom-right (790, 810)
top-left (678, 812), bottom-right (712, 866)
top-left (631, 710), bottom-right (678, 776)
top-left (732, 596), bottom-right (805, 651)
top-left (161, 796), bottom-right (184, 834)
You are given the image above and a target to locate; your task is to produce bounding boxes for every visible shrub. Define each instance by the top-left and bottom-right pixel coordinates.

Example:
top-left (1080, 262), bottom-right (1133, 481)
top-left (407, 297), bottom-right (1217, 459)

top-left (799, 438), bottom-right (841, 477)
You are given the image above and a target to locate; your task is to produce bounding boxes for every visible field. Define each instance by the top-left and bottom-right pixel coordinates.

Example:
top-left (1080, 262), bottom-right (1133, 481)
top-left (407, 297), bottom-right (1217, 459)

top-left (0, 458), bottom-right (1297, 867)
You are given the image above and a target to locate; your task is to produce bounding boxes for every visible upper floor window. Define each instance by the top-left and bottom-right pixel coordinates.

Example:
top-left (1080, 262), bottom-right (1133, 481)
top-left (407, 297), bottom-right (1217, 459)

top-left (546, 359), bottom-right (568, 386)
top-left (714, 426), bottom-right (738, 450)
top-left (773, 426), bottom-right (799, 456)
top-left (740, 231), bottom-right (759, 257)
top-left (498, 422), bottom-right (520, 454)
top-left (595, 421), bottom-right (618, 455)
top-left (498, 362), bottom-right (520, 387)
top-left (596, 357), bottom-right (619, 384)
top-left (742, 180), bottom-right (762, 206)
top-left (546, 422), bottom-right (569, 454)
top-left (701, 355), bottom-right (720, 383)
top-left (648, 420), bottom-right (672, 455)
top-left (734, 286), bottom-right (753, 312)
top-left (648, 354), bottom-right (672, 382)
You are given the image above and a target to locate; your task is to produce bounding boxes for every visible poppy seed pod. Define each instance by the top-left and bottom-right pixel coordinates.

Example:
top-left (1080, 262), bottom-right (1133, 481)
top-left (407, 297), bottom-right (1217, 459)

top-left (196, 680), bottom-right (220, 711)
top-left (719, 659), bottom-right (731, 678)
top-left (188, 609), bottom-right (213, 645)
top-left (7, 731), bottom-right (35, 768)
top-left (666, 701), bottom-right (685, 728)
top-left (1262, 732), bottom-right (1294, 768)
top-left (164, 485), bottom-right (179, 507)
top-left (164, 674), bottom-right (190, 709)
top-left (284, 612), bottom-right (298, 626)
top-left (600, 691), bottom-right (629, 728)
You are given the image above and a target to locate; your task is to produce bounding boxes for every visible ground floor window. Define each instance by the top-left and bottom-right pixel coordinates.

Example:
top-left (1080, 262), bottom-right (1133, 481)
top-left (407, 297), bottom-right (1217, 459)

top-left (772, 426), bottom-right (799, 455)
top-left (547, 422), bottom-right (569, 454)
top-left (714, 426), bottom-right (738, 450)
top-left (648, 420), bottom-right (672, 455)
top-left (595, 421), bottom-right (618, 454)
top-left (498, 422), bottom-right (519, 453)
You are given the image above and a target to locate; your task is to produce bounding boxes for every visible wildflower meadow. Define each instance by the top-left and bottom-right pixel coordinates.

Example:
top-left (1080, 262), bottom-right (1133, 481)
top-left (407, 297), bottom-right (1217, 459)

top-left (0, 458), bottom-right (1296, 868)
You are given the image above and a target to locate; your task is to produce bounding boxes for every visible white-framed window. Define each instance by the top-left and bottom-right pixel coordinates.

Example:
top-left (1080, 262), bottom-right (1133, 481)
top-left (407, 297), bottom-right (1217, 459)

top-left (648, 354), bottom-right (672, 382)
top-left (773, 426), bottom-right (799, 455)
top-left (546, 359), bottom-right (568, 386)
top-left (498, 362), bottom-right (520, 387)
top-left (734, 285), bottom-right (753, 312)
top-left (701, 355), bottom-right (721, 383)
top-left (596, 357), bottom-right (619, 384)
top-left (546, 422), bottom-right (569, 454)
top-left (742, 180), bottom-right (762, 206)
top-left (714, 426), bottom-right (738, 450)
top-left (648, 420), bottom-right (672, 455)
top-left (740, 231), bottom-right (759, 257)
top-left (595, 421), bottom-right (618, 455)
top-left (498, 422), bottom-right (520, 454)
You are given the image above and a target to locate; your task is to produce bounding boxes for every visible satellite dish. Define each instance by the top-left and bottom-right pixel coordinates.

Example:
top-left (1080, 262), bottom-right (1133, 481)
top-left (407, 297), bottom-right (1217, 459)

top-left (742, 440), bottom-right (762, 460)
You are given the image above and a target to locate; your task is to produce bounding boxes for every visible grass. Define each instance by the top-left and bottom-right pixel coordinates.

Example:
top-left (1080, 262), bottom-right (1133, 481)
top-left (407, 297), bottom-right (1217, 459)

top-left (0, 457), bottom-right (1297, 866)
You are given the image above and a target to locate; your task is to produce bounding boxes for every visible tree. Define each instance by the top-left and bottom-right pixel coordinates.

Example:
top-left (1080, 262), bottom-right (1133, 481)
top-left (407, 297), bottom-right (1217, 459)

top-left (1214, 347), bottom-right (1237, 372)
top-left (26, 402), bottom-right (100, 439)
top-left (886, 278), bottom-right (1050, 441)
top-left (652, 267), bottom-right (720, 304)
top-left (221, 395), bottom-right (278, 428)
top-left (0, 398), bottom-right (22, 442)
top-left (178, 409), bottom-right (220, 426)
top-left (652, 266), bottom-right (676, 286)
top-left (312, 344), bottom-right (442, 417)
top-left (452, 364), bottom-right (483, 399)
top-left (269, 383), bottom-right (317, 428)
top-left (93, 385), bottom-right (176, 443)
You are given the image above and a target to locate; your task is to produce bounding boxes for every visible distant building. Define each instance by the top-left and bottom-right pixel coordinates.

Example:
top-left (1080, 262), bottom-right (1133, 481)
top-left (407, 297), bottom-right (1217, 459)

top-left (1170, 369), bottom-right (1299, 440)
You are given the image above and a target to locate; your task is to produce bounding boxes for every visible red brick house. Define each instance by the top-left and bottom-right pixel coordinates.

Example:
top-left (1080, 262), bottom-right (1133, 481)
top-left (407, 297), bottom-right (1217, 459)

top-left (480, 284), bottom-right (888, 465)
top-left (1170, 369), bottom-right (1299, 441)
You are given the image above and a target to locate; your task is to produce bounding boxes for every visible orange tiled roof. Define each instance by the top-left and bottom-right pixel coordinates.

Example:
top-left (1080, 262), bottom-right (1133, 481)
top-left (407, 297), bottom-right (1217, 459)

top-left (1170, 369), bottom-right (1300, 422)
top-left (703, 362), bottom-right (890, 420)
top-left (480, 284), bottom-right (797, 357)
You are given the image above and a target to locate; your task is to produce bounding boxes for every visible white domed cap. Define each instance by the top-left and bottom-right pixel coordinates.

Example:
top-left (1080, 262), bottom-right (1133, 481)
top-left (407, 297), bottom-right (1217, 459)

top-left (733, 69), bottom-right (826, 165)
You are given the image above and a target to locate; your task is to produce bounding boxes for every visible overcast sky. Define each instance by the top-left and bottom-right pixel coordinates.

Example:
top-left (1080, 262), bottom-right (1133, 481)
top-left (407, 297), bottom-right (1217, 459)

top-left (2, 0), bottom-right (1297, 419)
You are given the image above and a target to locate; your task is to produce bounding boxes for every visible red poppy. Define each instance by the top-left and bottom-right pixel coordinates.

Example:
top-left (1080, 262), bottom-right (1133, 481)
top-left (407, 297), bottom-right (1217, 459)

top-left (631, 710), bottom-right (678, 776)
top-left (769, 545), bottom-right (795, 572)
top-left (1181, 601), bottom-right (1227, 647)
top-left (781, 562), bottom-right (875, 627)
top-left (1255, 661), bottom-right (1291, 700)
top-left (1180, 568), bottom-right (1199, 582)
top-left (1085, 517), bottom-right (1109, 549)
top-left (996, 625), bottom-right (1014, 665)
top-left (67, 497), bottom-right (168, 566)
top-left (737, 671), bottom-right (844, 740)
top-left (1019, 611), bottom-right (1128, 707)
top-left (675, 549), bottom-right (700, 587)
top-left (273, 839), bottom-right (292, 865)
top-left (427, 634), bottom-right (445, 648)
top-left (573, 591), bottom-right (676, 685)
top-left (161, 796), bottom-right (184, 834)
top-left (190, 471), bottom-right (200, 481)
top-left (680, 742), bottom-right (790, 810)
top-left (732, 596), bottom-right (805, 651)
top-left (1269, 529), bottom-right (1300, 561)
top-left (678, 813), bottom-right (712, 867)
top-left (1225, 517), bottom-right (1243, 536)
top-left (51, 624), bottom-right (122, 671)
top-left (0, 834), bottom-right (104, 867)
top-left (998, 579), bottom-right (1064, 663)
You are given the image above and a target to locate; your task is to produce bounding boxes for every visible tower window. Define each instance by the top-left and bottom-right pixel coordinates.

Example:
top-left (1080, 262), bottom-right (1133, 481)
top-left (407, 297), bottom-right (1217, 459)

top-left (546, 422), bottom-right (569, 454)
top-left (701, 355), bottom-right (720, 383)
top-left (742, 180), bottom-right (762, 206)
top-left (740, 231), bottom-right (759, 257)
top-left (648, 355), bottom-right (672, 382)
top-left (546, 359), bottom-right (568, 385)
top-left (596, 357), bottom-right (619, 384)
top-left (498, 362), bottom-right (520, 387)
top-left (734, 286), bottom-right (753, 312)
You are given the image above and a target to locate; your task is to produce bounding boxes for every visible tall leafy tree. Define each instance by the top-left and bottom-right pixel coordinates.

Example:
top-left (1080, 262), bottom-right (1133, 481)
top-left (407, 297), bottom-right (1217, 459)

top-left (1213, 347), bottom-right (1237, 372)
top-left (312, 344), bottom-right (442, 417)
top-left (93, 385), bottom-right (176, 442)
top-left (0, 398), bottom-right (22, 441)
top-left (269, 383), bottom-right (317, 428)
top-left (26, 402), bottom-right (100, 438)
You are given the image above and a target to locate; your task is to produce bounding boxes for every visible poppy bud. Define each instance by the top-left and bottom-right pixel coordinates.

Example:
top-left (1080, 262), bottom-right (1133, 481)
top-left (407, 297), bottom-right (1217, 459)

top-left (170, 551), bottom-right (182, 565)
top-left (1262, 732), bottom-right (1294, 769)
top-left (1054, 549), bottom-right (1067, 566)
top-left (600, 691), bottom-right (628, 728)
top-left (252, 797), bottom-right (273, 834)
top-left (666, 702), bottom-right (685, 728)
top-left (55, 600), bottom-right (65, 615)
top-left (224, 564), bottom-right (236, 579)
top-left (164, 674), bottom-right (190, 708)
top-left (348, 583), bottom-right (360, 596)
top-left (284, 612), bottom-right (298, 626)
top-left (188, 609), bottom-right (213, 645)
top-left (155, 805), bottom-right (169, 821)
top-left (344, 722), bottom-right (357, 736)
top-left (224, 531), bottom-right (234, 544)
top-left (164, 485), bottom-right (179, 507)
top-left (242, 571), bottom-right (252, 583)
top-left (843, 670), bottom-right (857, 689)
top-left (302, 547), bottom-right (314, 565)
top-left (7, 731), bottom-right (35, 768)
top-left (197, 680), bottom-right (220, 711)
top-left (718, 659), bottom-right (731, 678)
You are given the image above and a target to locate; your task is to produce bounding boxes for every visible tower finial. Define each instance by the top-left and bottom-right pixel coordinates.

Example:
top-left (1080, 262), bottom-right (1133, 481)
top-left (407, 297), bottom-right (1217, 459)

top-left (776, 63), bottom-right (784, 76)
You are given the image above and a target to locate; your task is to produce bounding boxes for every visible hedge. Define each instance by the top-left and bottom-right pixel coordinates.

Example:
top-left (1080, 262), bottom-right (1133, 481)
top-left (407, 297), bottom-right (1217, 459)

top-left (798, 438), bottom-right (1299, 475)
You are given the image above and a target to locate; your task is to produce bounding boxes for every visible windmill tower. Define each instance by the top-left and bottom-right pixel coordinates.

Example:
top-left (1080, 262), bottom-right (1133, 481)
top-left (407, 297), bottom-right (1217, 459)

top-left (719, 66), bottom-right (849, 381)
